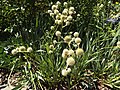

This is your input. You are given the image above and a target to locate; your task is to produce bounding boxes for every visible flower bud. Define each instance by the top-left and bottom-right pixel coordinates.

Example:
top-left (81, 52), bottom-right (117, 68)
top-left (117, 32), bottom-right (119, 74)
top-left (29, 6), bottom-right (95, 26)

top-left (11, 49), bottom-right (18, 55)
top-left (50, 26), bottom-right (55, 30)
top-left (66, 57), bottom-right (75, 66)
top-left (117, 41), bottom-right (120, 47)
top-left (19, 46), bottom-right (26, 51)
top-left (67, 15), bottom-right (73, 21)
top-left (55, 31), bottom-right (61, 37)
top-left (75, 38), bottom-right (81, 44)
top-left (74, 32), bottom-right (79, 37)
top-left (100, 4), bottom-right (104, 8)
top-left (62, 9), bottom-right (68, 15)
top-left (49, 45), bottom-right (54, 49)
top-left (67, 68), bottom-right (71, 73)
top-left (62, 69), bottom-right (68, 76)
top-left (69, 11), bottom-right (73, 15)
top-left (63, 2), bottom-right (68, 7)
top-left (58, 20), bottom-right (62, 25)
top-left (27, 47), bottom-right (33, 52)
top-left (56, 15), bottom-right (60, 19)
top-left (64, 35), bottom-right (71, 43)
top-left (69, 7), bottom-right (74, 11)
top-left (60, 15), bottom-right (67, 20)
top-left (65, 21), bottom-right (70, 26)
top-left (48, 10), bottom-right (52, 13)
top-left (56, 1), bottom-right (61, 6)
top-left (52, 5), bottom-right (57, 10)
top-left (76, 48), bottom-right (84, 56)
top-left (62, 53), bottom-right (67, 58)
top-left (16, 47), bottom-right (19, 52)
top-left (68, 49), bottom-right (74, 56)
top-left (54, 10), bottom-right (59, 14)
top-left (48, 50), bottom-right (53, 54)
top-left (53, 40), bottom-right (57, 45)
top-left (55, 20), bottom-right (59, 24)
top-left (50, 13), bottom-right (54, 17)
top-left (63, 49), bottom-right (69, 55)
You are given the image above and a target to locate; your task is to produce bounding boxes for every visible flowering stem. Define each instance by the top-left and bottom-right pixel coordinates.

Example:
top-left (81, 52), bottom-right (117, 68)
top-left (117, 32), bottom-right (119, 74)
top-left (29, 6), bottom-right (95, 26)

top-left (67, 75), bottom-right (71, 90)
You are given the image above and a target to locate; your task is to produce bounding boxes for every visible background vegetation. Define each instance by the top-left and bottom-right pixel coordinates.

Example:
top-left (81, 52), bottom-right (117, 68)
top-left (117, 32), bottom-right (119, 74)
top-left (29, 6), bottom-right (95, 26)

top-left (0, 0), bottom-right (120, 90)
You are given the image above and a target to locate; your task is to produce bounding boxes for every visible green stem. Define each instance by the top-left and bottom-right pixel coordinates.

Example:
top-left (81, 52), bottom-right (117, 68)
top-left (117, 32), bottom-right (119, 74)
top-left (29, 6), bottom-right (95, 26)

top-left (67, 75), bottom-right (71, 90)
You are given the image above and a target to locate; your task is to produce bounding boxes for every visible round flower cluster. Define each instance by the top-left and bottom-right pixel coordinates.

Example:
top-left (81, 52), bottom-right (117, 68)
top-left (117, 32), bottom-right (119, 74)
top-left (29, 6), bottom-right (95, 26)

top-left (11, 46), bottom-right (33, 55)
top-left (48, 1), bottom-right (76, 28)
top-left (117, 41), bottom-right (120, 47)
top-left (48, 44), bottom-right (55, 54)
top-left (61, 32), bottom-right (84, 76)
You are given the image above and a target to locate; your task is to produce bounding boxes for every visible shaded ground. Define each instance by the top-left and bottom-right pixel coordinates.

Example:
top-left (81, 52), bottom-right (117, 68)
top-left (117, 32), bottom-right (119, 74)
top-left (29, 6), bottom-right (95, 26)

top-left (0, 68), bottom-right (111, 90)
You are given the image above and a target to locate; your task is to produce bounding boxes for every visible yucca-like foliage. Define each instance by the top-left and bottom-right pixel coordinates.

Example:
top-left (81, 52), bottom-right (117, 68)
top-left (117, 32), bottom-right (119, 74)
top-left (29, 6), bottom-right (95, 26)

top-left (0, 0), bottom-right (120, 90)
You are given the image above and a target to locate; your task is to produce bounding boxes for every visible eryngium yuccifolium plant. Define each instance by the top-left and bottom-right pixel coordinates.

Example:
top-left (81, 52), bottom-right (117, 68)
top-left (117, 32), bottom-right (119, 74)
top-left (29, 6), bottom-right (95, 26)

top-left (60, 32), bottom-right (84, 76)
top-left (11, 46), bottom-right (33, 55)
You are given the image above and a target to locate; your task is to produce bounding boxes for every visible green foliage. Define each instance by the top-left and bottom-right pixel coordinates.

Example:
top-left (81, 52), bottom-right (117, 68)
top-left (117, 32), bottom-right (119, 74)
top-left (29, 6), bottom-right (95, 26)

top-left (0, 0), bottom-right (120, 90)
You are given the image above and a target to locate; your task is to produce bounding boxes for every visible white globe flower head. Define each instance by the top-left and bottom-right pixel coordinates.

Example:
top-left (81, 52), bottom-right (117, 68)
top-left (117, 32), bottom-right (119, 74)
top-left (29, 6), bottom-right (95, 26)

top-left (75, 37), bottom-right (81, 44)
top-left (60, 15), bottom-right (66, 20)
top-left (50, 13), bottom-right (54, 17)
top-left (64, 19), bottom-right (67, 23)
top-left (69, 11), bottom-right (73, 15)
top-left (63, 49), bottom-right (69, 55)
top-left (55, 20), bottom-right (59, 24)
top-left (65, 21), bottom-right (70, 26)
top-left (74, 32), bottom-right (79, 37)
top-left (19, 46), bottom-right (26, 52)
top-left (50, 26), bottom-right (55, 30)
top-left (56, 1), bottom-right (61, 6)
top-left (27, 47), bottom-right (33, 52)
top-left (68, 49), bottom-right (74, 56)
top-left (62, 9), bottom-right (68, 15)
top-left (117, 41), bottom-right (120, 47)
top-left (67, 15), bottom-right (73, 21)
top-left (54, 10), bottom-right (59, 15)
top-left (55, 31), bottom-right (61, 37)
top-left (62, 53), bottom-right (68, 58)
top-left (63, 2), bottom-right (68, 7)
top-left (69, 7), bottom-right (75, 12)
top-left (52, 5), bottom-right (58, 10)
top-left (16, 47), bottom-right (19, 52)
top-left (67, 68), bottom-right (71, 73)
top-left (64, 35), bottom-right (71, 43)
top-left (49, 45), bottom-right (54, 49)
top-left (53, 40), bottom-right (57, 45)
top-left (66, 57), bottom-right (75, 66)
top-left (58, 20), bottom-right (62, 25)
top-left (48, 50), bottom-right (53, 54)
top-left (11, 49), bottom-right (18, 55)
top-left (76, 48), bottom-right (84, 56)
top-left (100, 4), bottom-right (104, 8)
top-left (77, 14), bottom-right (80, 17)
top-left (56, 15), bottom-right (60, 19)
top-left (48, 10), bottom-right (52, 13)
top-left (62, 69), bottom-right (68, 76)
